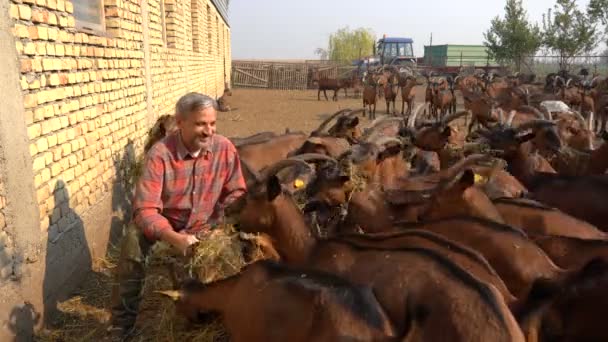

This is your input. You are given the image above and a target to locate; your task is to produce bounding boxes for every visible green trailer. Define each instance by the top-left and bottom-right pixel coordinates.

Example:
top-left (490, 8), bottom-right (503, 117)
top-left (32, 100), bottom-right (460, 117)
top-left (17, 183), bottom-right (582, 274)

top-left (419, 44), bottom-right (502, 75)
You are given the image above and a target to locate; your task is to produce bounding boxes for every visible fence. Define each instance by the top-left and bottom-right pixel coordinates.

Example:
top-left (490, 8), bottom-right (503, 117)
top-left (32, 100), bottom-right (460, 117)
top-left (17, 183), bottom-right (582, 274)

top-left (232, 55), bottom-right (608, 90)
top-left (231, 60), bottom-right (356, 90)
top-left (522, 55), bottom-right (608, 78)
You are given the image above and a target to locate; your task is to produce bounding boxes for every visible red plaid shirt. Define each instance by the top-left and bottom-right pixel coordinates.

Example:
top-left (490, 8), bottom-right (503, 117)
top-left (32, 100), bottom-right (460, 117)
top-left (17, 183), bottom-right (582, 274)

top-left (133, 132), bottom-right (247, 241)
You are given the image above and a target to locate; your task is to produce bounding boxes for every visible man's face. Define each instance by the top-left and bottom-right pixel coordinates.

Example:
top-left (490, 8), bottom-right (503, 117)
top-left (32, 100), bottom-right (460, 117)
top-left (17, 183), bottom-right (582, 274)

top-left (177, 106), bottom-right (217, 152)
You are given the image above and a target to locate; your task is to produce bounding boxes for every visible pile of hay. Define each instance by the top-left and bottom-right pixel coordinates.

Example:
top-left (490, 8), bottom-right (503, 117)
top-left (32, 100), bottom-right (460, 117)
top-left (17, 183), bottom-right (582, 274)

top-left (136, 224), bottom-right (271, 341)
top-left (35, 225), bottom-right (271, 342)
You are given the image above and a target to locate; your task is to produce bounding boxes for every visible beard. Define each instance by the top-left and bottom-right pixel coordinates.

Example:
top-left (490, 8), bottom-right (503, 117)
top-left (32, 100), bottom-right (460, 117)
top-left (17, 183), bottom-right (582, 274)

top-left (195, 133), bottom-right (213, 149)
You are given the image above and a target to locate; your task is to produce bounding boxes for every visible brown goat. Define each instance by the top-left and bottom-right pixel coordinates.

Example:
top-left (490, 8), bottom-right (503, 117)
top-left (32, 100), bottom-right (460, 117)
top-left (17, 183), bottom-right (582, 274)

top-left (395, 216), bottom-right (565, 300)
top-left (530, 235), bottom-right (608, 270)
top-left (383, 73), bottom-right (399, 114)
top-left (492, 198), bottom-right (608, 240)
top-left (479, 120), bottom-right (608, 232)
top-left (217, 86), bottom-right (234, 112)
top-left (225, 164), bottom-right (526, 340)
top-left (399, 76), bottom-right (417, 115)
top-left (336, 229), bottom-right (517, 305)
top-left (362, 73), bottom-right (378, 120)
top-left (144, 114), bottom-right (177, 153)
top-left (161, 260), bottom-right (397, 342)
top-left (517, 258), bottom-right (608, 342)
top-left (237, 132), bottom-right (308, 172)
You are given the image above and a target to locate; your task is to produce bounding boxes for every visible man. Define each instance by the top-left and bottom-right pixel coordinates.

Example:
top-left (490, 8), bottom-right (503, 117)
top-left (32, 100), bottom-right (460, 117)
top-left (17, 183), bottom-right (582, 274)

top-left (108, 92), bottom-right (247, 339)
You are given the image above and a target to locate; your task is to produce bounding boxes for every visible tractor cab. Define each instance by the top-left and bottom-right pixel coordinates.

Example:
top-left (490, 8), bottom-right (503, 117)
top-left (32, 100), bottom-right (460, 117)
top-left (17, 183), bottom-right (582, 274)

top-left (375, 36), bottom-right (415, 66)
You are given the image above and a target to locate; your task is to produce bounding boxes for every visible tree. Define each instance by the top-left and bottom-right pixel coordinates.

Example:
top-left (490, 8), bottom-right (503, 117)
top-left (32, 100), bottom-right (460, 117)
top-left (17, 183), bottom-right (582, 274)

top-left (588, 0), bottom-right (608, 45)
top-left (325, 27), bottom-right (376, 62)
top-left (483, 0), bottom-right (542, 72)
top-left (314, 48), bottom-right (328, 60)
top-left (542, 0), bottom-right (599, 70)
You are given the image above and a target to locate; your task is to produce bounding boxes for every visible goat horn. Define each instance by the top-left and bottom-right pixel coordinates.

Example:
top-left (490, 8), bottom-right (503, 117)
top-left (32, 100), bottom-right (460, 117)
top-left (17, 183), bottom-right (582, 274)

top-left (515, 119), bottom-right (557, 133)
top-left (241, 159), bottom-right (262, 184)
top-left (498, 108), bottom-right (505, 125)
top-left (259, 159), bottom-right (314, 181)
top-left (506, 110), bottom-right (517, 127)
top-left (372, 136), bottom-right (403, 147)
top-left (566, 78), bottom-right (572, 87)
top-left (438, 154), bottom-right (494, 189)
top-left (570, 110), bottom-right (588, 129)
top-left (361, 117), bottom-right (403, 141)
top-left (290, 153), bottom-right (338, 164)
top-left (514, 72), bottom-right (520, 77)
top-left (441, 110), bottom-right (470, 126)
top-left (588, 112), bottom-right (595, 132)
top-left (346, 109), bottom-right (365, 117)
top-left (408, 103), bottom-right (425, 128)
top-left (590, 76), bottom-right (600, 87)
top-left (156, 290), bottom-right (184, 301)
top-left (518, 105), bottom-right (547, 120)
top-left (313, 109), bottom-right (352, 134)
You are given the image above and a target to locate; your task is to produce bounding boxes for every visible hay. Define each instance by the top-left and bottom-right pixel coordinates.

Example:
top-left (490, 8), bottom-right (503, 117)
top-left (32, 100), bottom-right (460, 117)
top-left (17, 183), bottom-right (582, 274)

top-left (35, 225), bottom-right (271, 342)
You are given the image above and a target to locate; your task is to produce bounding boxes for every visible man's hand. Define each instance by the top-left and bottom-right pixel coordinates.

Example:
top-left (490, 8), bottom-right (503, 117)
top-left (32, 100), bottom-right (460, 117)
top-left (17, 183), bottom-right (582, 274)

top-left (159, 229), bottom-right (199, 255)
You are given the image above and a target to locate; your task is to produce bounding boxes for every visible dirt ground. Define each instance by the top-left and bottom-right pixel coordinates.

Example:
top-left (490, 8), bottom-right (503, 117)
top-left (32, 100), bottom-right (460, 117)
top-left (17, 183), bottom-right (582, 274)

top-left (36, 87), bottom-right (437, 342)
top-left (35, 87), bottom-right (465, 342)
top-left (217, 87), bottom-right (431, 137)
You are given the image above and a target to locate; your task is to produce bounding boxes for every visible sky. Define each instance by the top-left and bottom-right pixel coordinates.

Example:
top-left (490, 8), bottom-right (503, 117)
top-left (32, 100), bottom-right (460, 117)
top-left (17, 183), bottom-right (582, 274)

top-left (228, 0), bottom-right (596, 60)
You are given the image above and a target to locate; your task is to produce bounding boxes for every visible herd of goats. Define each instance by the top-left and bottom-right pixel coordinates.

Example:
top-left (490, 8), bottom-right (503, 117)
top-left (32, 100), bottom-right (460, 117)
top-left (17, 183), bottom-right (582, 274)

top-left (151, 68), bottom-right (608, 341)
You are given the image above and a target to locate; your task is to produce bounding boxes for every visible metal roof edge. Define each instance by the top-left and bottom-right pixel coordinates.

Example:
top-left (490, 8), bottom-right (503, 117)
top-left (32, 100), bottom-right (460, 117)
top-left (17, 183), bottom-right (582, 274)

top-left (211, 0), bottom-right (230, 27)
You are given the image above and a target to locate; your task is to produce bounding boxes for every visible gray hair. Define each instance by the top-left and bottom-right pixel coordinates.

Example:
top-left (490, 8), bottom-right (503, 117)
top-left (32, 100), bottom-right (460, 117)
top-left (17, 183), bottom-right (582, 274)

top-left (175, 92), bottom-right (218, 119)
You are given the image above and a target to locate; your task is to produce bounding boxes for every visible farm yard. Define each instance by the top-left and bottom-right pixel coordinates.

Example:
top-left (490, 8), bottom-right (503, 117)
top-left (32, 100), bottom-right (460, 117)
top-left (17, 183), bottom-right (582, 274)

top-left (3, 0), bottom-right (608, 341)
top-left (33, 88), bottom-right (429, 342)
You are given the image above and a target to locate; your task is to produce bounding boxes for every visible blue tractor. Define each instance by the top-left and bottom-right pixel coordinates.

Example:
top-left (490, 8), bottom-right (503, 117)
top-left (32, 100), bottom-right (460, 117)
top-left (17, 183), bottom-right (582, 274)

top-left (354, 36), bottom-right (416, 68)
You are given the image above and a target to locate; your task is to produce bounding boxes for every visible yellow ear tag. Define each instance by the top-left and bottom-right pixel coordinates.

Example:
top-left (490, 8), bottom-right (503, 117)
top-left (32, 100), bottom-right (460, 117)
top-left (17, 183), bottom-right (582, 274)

top-left (294, 179), bottom-right (305, 188)
top-left (474, 174), bottom-right (486, 184)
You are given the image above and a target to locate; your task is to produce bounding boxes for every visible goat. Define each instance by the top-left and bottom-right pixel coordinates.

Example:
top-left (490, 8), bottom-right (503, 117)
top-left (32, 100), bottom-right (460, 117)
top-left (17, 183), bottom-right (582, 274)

top-left (217, 86), bottom-right (234, 112)
top-left (399, 75), bottom-right (417, 116)
top-left (225, 160), bottom-right (526, 341)
top-left (312, 68), bottom-right (344, 101)
top-left (144, 114), bottom-right (177, 153)
top-left (432, 82), bottom-right (456, 120)
top-left (395, 216), bottom-right (566, 301)
top-left (304, 154), bottom-right (506, 234)
top-left (362, 72), bottom-right (378, 120)
top-left (530, 235), bottom-right (608, 270)
top-left (383, 73), bottom-right (399, 115)
top-left (160, 260), bottom-right (397, 342)
top-left (517, 258), bottom-right (608, 342)
top-left (336, 229), bottom-right (517, 305)
top-left (492, 197), bottom-right (608, 240)
top-left (237, 132), bottom-right (308, 172)
top-left (478, 119), bottom-right (608, 232)
top-left (229, 131), bottom-right (278, 147)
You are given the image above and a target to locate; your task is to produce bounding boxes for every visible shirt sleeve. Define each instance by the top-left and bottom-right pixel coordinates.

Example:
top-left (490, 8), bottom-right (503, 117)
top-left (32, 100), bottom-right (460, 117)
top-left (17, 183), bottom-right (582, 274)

top-left (216, 146), bottom-right (247, 214)
top-left (133, 151), bottom-right (173, 241)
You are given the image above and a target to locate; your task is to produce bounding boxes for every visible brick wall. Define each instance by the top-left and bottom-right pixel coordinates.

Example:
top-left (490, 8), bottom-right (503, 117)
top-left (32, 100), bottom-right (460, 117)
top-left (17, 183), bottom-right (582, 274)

top-left (9, 0), bottom-right (230, 240)
top-left (2, 0), bottom-right (231, 336)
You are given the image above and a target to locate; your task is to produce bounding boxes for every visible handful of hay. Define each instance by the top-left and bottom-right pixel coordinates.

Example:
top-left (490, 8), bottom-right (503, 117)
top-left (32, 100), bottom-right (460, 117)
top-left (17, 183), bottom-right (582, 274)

top-left (137, 224), bottom-right (272, 341)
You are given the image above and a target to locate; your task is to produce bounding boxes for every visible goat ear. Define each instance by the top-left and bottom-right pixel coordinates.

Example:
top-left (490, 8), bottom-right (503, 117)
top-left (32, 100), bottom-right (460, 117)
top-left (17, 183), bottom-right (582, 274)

top-left (347, 116), bottom-right (359, 128)
top-left (459, 169), bottom-right (476, 188)
top-left (267, 176), bottom-right (282, 201)
top-left (441, 126), bottom-right (452, 138)
top-left (339, 175), bottom-right (351, 184)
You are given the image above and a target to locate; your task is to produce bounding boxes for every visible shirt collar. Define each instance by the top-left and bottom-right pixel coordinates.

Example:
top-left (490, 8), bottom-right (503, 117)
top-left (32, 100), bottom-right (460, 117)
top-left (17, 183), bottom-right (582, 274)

top-left (175, 131), bottom-right (214, 160)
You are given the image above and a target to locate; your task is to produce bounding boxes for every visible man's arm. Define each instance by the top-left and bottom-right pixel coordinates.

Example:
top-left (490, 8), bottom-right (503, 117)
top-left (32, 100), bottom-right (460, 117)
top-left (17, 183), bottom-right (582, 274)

top-left (133, 152), bottom-right (173, 241)
top-left (218, 147), bottom-right (247, 209)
